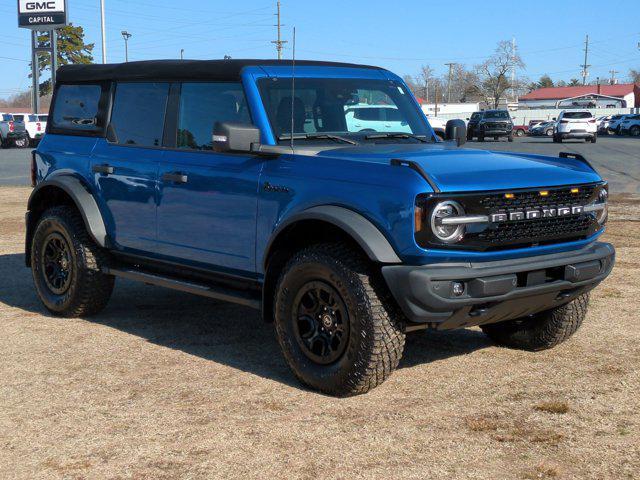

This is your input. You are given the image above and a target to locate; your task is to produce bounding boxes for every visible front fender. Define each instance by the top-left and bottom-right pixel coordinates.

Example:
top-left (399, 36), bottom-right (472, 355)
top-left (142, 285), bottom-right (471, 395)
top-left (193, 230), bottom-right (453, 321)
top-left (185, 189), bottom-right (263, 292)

top-left (264, 205), bottom-right (402, 269)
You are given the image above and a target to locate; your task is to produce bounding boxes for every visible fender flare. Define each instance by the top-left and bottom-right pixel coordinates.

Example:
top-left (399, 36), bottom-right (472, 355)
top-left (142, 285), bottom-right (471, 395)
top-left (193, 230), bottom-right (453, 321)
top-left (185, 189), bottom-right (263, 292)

top-left (264, 205), bottom-right (402, 269)
top-left (27, 175), bottom-right (108, 248)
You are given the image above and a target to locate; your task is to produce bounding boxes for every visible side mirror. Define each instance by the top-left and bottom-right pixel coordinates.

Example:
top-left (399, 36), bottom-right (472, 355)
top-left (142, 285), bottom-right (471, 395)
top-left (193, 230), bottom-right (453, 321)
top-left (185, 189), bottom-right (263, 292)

top-left (445, 119), bottom-right (466, 146)
top-left (552, 117), bottom-right (557, 121)
top-left (213, 122), bottom-right (261, 153)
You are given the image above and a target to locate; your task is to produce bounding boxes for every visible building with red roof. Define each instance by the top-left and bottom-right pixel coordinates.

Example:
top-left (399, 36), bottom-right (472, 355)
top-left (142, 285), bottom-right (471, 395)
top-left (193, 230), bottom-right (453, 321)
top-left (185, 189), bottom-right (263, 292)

top-left (519, 83), bottom-right (640, 109)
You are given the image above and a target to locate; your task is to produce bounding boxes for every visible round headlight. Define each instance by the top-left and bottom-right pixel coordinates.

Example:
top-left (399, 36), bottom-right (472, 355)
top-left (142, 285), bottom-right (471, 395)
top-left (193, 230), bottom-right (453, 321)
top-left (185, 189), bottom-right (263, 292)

top-left (597, 188), bottom-right (608, 224)
top-left (430, 200), bottom-right (465, 243)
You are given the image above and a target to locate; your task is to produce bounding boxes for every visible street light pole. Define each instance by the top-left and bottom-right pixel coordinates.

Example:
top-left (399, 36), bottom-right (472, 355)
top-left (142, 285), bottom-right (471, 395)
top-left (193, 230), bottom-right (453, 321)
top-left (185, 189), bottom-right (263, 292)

top-left (121, 31), bottom-right (132, 62)
top-left (100, 0), bottom-right (107, 63)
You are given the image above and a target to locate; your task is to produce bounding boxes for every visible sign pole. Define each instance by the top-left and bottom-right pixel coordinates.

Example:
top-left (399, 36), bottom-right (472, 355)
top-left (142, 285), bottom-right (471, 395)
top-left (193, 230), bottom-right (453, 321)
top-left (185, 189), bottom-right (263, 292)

top-left (31, 30), bottom-right (40, 114)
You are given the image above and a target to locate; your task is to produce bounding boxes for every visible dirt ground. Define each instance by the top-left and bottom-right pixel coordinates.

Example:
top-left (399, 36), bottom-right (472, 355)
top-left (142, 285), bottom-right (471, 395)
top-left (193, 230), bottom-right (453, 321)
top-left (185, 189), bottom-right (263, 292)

top-left (0, 186), bottom-right (638, 480)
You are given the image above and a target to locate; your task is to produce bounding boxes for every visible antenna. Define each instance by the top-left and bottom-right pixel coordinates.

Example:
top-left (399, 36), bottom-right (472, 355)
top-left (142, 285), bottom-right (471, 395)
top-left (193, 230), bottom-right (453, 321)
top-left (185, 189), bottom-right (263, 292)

top-left (290, 26), bottom-right (296, 150)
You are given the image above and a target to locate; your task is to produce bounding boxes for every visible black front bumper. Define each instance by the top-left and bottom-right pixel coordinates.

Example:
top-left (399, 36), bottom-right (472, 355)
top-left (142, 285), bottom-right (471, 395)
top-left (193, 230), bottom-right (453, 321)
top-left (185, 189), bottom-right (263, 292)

top-left (382, 242), bottom-right (615, 331)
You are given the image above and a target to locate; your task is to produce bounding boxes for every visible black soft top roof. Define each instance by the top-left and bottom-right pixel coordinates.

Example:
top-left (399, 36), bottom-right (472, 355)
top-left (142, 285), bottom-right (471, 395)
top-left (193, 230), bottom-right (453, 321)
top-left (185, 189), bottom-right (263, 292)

top-left (56, 59), bottom-right (383, 83)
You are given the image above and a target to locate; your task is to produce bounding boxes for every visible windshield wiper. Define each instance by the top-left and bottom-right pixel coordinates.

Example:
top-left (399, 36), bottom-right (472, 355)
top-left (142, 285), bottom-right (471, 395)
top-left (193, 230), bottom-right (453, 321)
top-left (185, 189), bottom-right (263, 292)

top-left (278, 133), bottom-right (357, 145)
top-left (364, 133), bottom-right (429, 143)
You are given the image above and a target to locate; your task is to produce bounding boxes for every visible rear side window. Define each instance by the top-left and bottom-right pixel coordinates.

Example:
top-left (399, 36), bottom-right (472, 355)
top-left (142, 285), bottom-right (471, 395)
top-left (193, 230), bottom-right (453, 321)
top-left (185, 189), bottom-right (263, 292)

top-left (110, 82), bottom-right (169, 147)
top-left (28, 115), bottom-right (38, 122)
top-left (563, 112), bottom-right (592, 119)
top-left (354, 108), bottom-right (382, 121)
top-left (52, 84), bottom-right (103, 132)
top-left (177, 82), bottom-right (250, 150)
top-left (38, 115), bottom-right (48, 122)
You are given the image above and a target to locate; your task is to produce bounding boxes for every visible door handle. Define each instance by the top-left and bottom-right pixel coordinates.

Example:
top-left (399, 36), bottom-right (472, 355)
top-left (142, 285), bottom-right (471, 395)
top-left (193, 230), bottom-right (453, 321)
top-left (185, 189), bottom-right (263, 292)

top-left (92, 164), bottom-right (114, 175)
top-left (162, 172), bottom-right (188, 184)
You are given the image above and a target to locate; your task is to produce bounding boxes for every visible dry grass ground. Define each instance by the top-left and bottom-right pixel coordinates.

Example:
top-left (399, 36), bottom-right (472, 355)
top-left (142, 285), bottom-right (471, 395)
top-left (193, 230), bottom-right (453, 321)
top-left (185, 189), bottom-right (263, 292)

top-left (0, 186), bottom-right (638, 480)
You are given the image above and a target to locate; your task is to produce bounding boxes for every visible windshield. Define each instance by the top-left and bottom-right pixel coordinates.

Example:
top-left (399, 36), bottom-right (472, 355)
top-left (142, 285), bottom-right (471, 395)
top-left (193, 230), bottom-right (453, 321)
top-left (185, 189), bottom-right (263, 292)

top-left (257, 77), bottom-right (431, 143)
top-left (483, 111), bottom-right (510, 120)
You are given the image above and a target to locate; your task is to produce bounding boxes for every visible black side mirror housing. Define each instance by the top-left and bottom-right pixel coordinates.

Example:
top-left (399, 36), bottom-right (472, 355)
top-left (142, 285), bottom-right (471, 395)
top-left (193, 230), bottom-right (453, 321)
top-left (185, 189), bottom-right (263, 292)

top-left (445, 119), bottom-right (466, 146)
top-left (213, 122), bottom-right (261, 153)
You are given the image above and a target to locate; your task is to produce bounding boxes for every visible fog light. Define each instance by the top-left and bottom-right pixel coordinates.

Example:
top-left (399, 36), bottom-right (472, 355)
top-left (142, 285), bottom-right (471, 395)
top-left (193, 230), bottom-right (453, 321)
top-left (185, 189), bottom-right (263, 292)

top-left (452, 282), bottom-right (465, 297)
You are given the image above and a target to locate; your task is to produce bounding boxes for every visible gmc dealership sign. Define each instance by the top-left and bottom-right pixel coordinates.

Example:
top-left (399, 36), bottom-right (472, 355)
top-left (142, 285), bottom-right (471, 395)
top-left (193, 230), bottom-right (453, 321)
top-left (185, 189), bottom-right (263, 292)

top-left (18, 0), bottom-right (67, 29)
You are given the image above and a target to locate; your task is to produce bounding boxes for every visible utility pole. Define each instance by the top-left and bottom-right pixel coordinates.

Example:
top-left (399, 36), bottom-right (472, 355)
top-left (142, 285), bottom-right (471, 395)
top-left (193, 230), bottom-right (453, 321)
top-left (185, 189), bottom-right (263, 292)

top-left (609, 69), bottom-right (618, 85)
top-left (271, 1), bottom-right (287, 59)
top-left (180, 49), bottom-right (184, 60)
top-left (31, 31), bottom-right (40, 114)
top-left (121, 31), bottom-right (132, 62)
top-left (580, 34), bottom-right (590, 86)
top-left (445, 62), bottom-right (456, 103)
top-left (100, 0), bottom-right (107, 63)
top-left (511, 37), bottom-right (517, 102)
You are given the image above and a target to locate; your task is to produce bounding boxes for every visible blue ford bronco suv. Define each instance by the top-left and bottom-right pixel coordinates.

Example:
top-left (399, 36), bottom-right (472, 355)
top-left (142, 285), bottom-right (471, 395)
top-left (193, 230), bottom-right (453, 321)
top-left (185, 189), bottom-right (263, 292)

top-left (27, 60), bottom-right (614, 396)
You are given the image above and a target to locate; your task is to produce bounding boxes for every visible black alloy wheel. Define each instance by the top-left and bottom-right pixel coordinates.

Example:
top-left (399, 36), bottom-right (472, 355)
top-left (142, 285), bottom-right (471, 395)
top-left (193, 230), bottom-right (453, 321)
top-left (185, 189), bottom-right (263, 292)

top-left (40, 232), bottom-right (74, 295)
top-left (292, 281), bottom-right (350, 365)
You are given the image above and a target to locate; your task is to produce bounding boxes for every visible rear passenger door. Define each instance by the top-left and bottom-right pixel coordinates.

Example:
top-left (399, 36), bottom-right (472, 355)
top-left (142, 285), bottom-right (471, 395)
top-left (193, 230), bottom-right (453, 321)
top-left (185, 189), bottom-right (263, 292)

top-left (90, 82), bottom-right (169, 254)
top-left (156, 82), bottom-right (262, 274)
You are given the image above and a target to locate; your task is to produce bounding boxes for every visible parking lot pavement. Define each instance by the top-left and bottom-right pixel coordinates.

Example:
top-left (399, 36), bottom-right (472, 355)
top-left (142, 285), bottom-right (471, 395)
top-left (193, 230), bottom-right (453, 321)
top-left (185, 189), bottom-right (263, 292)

top-left (465, 135), bottom-right (640, 195)
top-left (1, 136), bottom-right (638, 193)
top-left (0, 147), bottom-right (31, 186)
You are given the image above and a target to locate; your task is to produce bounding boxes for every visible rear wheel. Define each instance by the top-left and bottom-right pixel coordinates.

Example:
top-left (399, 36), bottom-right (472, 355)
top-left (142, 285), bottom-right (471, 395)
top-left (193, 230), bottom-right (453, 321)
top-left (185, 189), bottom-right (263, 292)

top-left (515, 129), bottom-right (524, 137)
top-left (481, 294), bottom-right (589, 351)
top-left (274, 243), bottom-right (405, 396)
top-left (630, 125), bottom-right (640, 137)
top-left (14, 137), bottom-right (29, 148)
top-left (31, 206), bottom-right (114, 317)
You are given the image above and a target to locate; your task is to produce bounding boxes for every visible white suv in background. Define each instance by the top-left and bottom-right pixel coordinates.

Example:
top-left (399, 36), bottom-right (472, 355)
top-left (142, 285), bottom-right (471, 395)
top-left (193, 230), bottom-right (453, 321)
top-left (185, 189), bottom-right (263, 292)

top-left (619, 114), bottom-right (640, 137)
top-left (553, 110), bottom-right (597, 143)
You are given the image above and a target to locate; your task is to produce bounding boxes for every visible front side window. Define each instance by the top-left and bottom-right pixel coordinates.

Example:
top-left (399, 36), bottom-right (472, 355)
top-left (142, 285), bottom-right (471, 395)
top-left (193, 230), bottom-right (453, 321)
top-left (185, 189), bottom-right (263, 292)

top-left (177, 82), bottom-right (250, 150)
top-left (52, 84), bottom-right (103, 132)
top-left (110, 82), bottom-right (169, 147)
top-left (258, 77), bottom-right (430, 142)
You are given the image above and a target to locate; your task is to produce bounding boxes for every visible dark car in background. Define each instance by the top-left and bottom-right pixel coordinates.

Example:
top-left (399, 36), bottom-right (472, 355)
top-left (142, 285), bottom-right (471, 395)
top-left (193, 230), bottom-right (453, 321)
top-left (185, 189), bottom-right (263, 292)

top-left (466, 109), bottom-right (514, 142)
top-left (529, 120), bottom-right (556, 137)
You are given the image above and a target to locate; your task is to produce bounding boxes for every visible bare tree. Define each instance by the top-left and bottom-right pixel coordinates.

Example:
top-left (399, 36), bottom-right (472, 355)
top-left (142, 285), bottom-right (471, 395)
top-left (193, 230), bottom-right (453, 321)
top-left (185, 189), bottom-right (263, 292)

top-left (473, 40), bottom-right (525, 108)
top-left (629, 69), bottom-right (640, 84)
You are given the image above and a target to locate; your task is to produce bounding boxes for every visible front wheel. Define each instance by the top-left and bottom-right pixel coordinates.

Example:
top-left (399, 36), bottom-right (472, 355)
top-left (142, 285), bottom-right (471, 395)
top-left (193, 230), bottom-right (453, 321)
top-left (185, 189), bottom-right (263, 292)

top-left (480, 294), bottom-right (589, 351)
top-left (590, 135), bottom-right (597, 143)
top-left (31, 206), bottom-right (114, 317)
top-left (507, 134), bottom-right (514, 142)
top-left (274, 243), bottom-right (405, 396)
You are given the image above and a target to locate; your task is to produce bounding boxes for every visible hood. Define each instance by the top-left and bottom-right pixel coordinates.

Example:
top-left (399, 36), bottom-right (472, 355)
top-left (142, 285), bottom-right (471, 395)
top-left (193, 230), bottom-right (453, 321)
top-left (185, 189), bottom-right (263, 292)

top-left (315, 144), bottom-right (602, 193)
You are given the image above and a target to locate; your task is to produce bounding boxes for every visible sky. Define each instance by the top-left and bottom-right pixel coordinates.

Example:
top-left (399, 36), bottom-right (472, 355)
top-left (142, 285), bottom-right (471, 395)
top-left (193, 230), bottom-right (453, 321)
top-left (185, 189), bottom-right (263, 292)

top-left (1, 0), bottom-right (639, 98)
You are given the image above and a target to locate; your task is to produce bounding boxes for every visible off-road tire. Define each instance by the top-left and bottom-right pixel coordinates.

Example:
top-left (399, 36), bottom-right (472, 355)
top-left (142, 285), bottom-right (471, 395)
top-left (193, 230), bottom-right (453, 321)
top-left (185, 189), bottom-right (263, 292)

top-left (480, 293), bottom-right (589, 351)
top-left (274, 242), bottom-right (405, 396)
top-left (31, 206), bottom-right (114, 317)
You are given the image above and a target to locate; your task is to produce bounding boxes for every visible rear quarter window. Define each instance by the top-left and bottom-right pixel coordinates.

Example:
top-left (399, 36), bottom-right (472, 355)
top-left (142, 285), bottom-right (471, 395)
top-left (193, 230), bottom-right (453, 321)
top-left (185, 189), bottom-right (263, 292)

top-left (51, 84), bottom-right (106, 134)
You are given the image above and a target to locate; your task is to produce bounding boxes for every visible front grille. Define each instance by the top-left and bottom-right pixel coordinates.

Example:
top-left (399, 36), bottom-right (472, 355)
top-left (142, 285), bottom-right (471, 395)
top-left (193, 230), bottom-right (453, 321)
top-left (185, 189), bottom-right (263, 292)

top-left (415, 183), bottom-right (604, 251)
top-left (484, 122), bottom-right (508, 129)
top-left (480, 185), bottom-right (595, 210)
top-left (477, 215), bottom-right (593, 246)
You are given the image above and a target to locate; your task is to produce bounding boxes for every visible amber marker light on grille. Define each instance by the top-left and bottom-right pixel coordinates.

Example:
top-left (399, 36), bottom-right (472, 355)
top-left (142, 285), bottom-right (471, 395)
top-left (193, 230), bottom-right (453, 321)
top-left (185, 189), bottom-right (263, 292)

top-left (504, 193), bottom-right (515, 199)
top-left (539, 190), bottom-right (549, 196)
top-left (414, 205), bottom-right (424, 232)
top-left (571, 188), bottom-right (579, 193)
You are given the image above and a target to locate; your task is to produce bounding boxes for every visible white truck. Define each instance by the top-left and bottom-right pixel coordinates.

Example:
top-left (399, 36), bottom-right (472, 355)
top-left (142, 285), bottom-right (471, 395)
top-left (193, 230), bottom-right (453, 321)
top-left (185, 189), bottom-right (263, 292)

top-left (12, 113), bottom-right (47, 146)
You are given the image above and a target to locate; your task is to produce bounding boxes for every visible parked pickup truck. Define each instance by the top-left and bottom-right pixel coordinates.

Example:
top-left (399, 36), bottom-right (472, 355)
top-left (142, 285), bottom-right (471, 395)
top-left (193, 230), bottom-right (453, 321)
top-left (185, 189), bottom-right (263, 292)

top-left (27, 59), bottom-right (614, 396)
top-left (12, 113), bottom-right (46, 146)
top-left (0, 112), bottom-right (29, 148)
